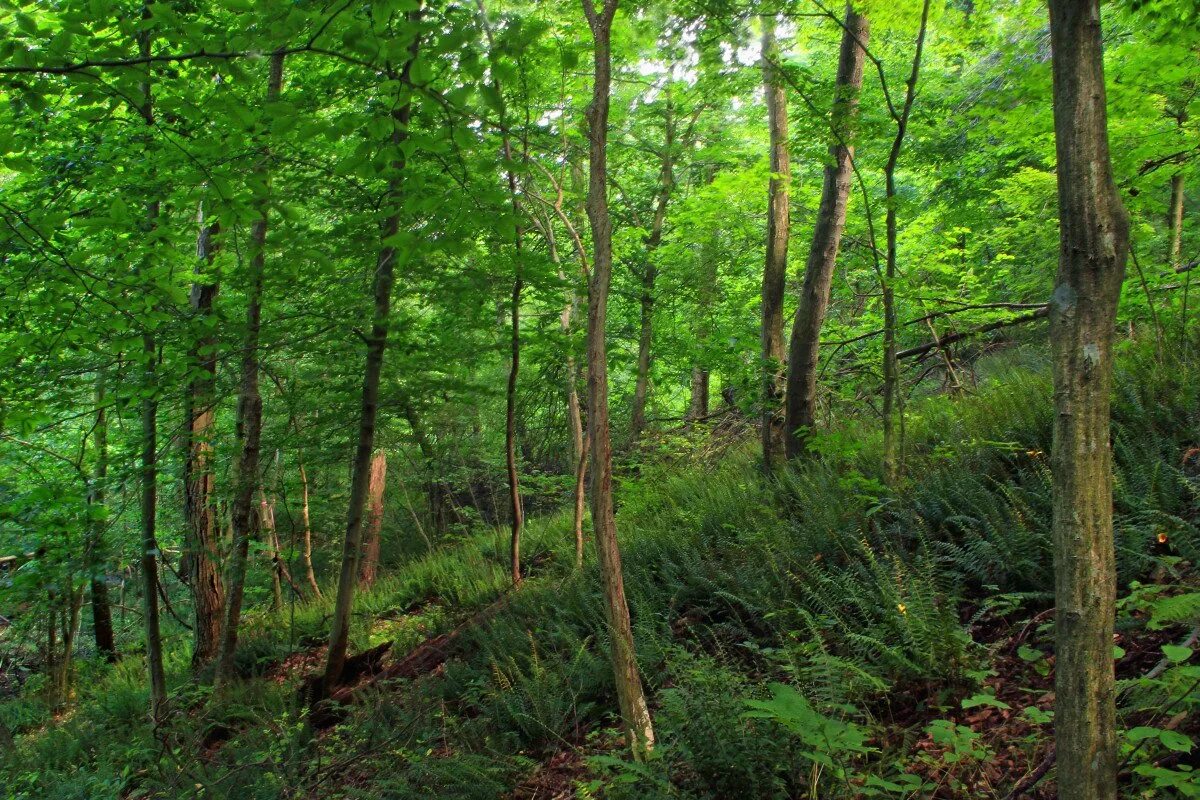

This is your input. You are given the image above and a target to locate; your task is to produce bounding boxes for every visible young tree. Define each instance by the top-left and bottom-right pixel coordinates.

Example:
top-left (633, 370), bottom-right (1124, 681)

top-left (760, 16), bottom-right (790, 468)
top-left (321, 13), bottom-right (424, 695)
top-left (1046, 0), bottom-right (1130, 796)
top-left (582, 0), bottom-right (655, 760)
top-left (213, 50), bottom-right (285, 693)
top-left (784, 5), bottom-right (868, 459)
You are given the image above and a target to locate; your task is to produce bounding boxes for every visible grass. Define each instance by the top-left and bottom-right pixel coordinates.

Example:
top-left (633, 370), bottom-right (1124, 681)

top-left (2, 345), bottom-right (1198, 798)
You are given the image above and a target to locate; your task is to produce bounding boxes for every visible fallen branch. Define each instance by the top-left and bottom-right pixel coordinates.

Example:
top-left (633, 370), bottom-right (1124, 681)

top-left (898, 306), bottom-right (1049, 360)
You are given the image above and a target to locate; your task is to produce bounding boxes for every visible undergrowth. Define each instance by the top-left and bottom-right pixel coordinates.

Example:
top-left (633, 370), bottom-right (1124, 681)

top-left (3, 347), bottom-right (1199, 798)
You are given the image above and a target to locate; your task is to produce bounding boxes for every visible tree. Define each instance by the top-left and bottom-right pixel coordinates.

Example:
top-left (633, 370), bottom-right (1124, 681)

top-left (357, 450), bottom-right (387, 590)
top-left (581, 0), bottom-right (656, 760)
top-left (760, 15), bottom-right (790, 468)
top-left (183, 205), bottom-right (224, 669)
top-left (213, 49), bottom-right (285, 694)
top-left (784, 5), bottom-right (868, 460)
top-left (1046, 0), bottom-right (1130, 796)
top-left (321, 10), bottom-right (424, 696)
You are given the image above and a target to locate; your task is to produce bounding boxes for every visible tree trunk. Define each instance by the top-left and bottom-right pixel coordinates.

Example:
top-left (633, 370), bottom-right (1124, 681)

top-left (582, 0), bottom-right (655, 760)
top-left (630, 98), bottom-right (677, 444)
top-left (784, 5), bottom-right (868, 459)
top-left (574, 433), bottom-right (590, 569)
top-left (184, 203), bottom-right (224, 669)
top-left (322, 21), bottom-right (422, 696)
top-left (213, 50), bottom-right (284, 694)
top-left (358, 450), bottom-right (387, 590)
top-left (260, 486), bottom-right (283, 612)
top-left (760, 17), bottom-right (791, 469)
top-left (1169, 172), bottom-right (1184, 269)
top-left (1047, 1), bottom-right (1129, 797)
top-left (135, 10), bottom-right (168, 723)
top-left (88, 372), bottom-right (116, 662)
top-left (298, 457), bottom-right (321, 598)
top-left (881, 0), bottom-right (930, 486)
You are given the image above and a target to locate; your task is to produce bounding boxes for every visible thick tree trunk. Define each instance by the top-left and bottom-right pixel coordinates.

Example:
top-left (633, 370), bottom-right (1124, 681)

top-left (213, 51), bottom-right (284, 693)
top-left (322, 22), bottom-right (422, 696)
top-left (135, 12), bottom-right (167, 723)
top-left (688, 368), bottom-right (710, 421)
top-left (881, 0), bottom-right (930, 486)
top-left (88, 372), bottom-right (116, 662)
top-left (760, 17), bottom-right (791, 468)
top-left (184, 204), bottom-right (224, 668)
top-left (582, 0), bottom-right (655, 760)
top-left (784, 5), bottom-right (868, 459)
top-left (358, 450), bottom-right (387, 590)
top-left (298, 458), bottom-right (321, 598)
top-left (1047, 2), bottom-right (1129, 797)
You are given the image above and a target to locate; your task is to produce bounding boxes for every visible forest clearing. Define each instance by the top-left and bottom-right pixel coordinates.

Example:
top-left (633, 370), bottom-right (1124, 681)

top-left (1, 0), bottom-right (1198, 797)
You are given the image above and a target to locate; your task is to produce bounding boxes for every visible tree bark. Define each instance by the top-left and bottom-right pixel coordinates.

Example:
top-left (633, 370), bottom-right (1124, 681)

top-left (298, 457), bottom-right (321, 598)
top-left (184, 203), bottom-right (224, 669)
top-left (88, 371), bottom-right (116, 662)
top-left (260, 486), bottom-right (283, 612)
top-left (1046, 1), bottom-right (1129, 797)
top-left (760, 16), bottom-right (791, 468)
top-left (881, 0), bottom-right (930, 486)
top-left (321, 18), bottom-right (422, 696)
top-left (784, 5), bottom-right (868, 459)
top-left (135, 8), bottom-right (167, 723)
top-left (574, 432), bottom-right (590, 569)
top-left (358, 450), bottom-right (387, 590)
top-left (1169, 172), bottom-right (1184, 270)
top-left (213, 50), bottom-right (284, 694)
top-left (582, 0), bottom-right (655, 760)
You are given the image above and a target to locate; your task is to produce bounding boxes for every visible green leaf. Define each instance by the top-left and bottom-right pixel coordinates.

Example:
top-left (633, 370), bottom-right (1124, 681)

top-left (1162, 645), bottom-right (1193, 664)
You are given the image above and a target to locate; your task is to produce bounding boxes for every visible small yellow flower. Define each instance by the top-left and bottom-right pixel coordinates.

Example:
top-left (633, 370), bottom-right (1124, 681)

top-left (897, 603), bottom-right (907, 615)
top-left (1157, 532), bottom-right (1169, 544)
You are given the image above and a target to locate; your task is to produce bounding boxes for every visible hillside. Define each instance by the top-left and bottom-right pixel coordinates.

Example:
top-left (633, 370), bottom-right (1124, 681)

top-left (3, 350), bottom-right (1198, 798)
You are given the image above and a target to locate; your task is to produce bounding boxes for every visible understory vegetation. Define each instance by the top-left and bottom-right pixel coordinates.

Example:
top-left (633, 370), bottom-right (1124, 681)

top-left (4, 347), bottom-right (1199, 799)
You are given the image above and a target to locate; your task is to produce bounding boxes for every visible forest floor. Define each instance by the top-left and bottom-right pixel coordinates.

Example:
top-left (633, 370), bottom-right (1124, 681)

top-left (3, 349), bottom-right (1200, 799)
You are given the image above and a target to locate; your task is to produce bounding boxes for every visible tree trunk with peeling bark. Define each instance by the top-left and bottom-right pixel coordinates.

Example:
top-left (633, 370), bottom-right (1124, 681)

top-left (784, 5), bottom-right (867, 459)
top-left (184, 203), bottom-right (224, 669)
top-left (1047, 1), bottom-right (1129, 797)
top-left (358, 450), bottom-right (387, 590)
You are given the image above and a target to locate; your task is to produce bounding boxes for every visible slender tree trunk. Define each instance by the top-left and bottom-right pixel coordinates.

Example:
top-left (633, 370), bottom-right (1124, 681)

top-left (882, 0), bottom-right (930, 486)
top-left (582, 0), bottom-right (655, 760)
top-left (184, 204), bottom-right (224, 669)
top-left (213, 51), bottom-right (284, 693)
top-left (630, 99), bottom-right (677, 444)
top-left (298, 457), bottom-right (321, 598)
top-left (760, 17), bottom-right (791, 469)
top-left (1047, 2), bottom-right (1129, 797)
top-left (358, 450), bottom-right (387, 590)
top-left (135, 10), bottom-right (168, 723)
top-left (1169, 172), bottom-right (1184, 269)
top-left (784, 5), bottom-right (868, 459)
top-left (574, 432), bottom-right (590, 569)
top-left (260, 487), bottom-right (283, 612)
top-left (322, 21), bottom-right (422, 695)
top-left (88, 372), bottom-right (116, 662)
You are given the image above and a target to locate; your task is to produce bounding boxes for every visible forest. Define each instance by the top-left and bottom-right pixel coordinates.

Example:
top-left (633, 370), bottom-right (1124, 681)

top-left (0, 0), bottom-right (1198, 797)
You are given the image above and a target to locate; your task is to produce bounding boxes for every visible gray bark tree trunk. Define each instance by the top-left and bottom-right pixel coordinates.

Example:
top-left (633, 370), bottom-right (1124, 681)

top-left (1047, 1), bottom-right (1130, 797)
